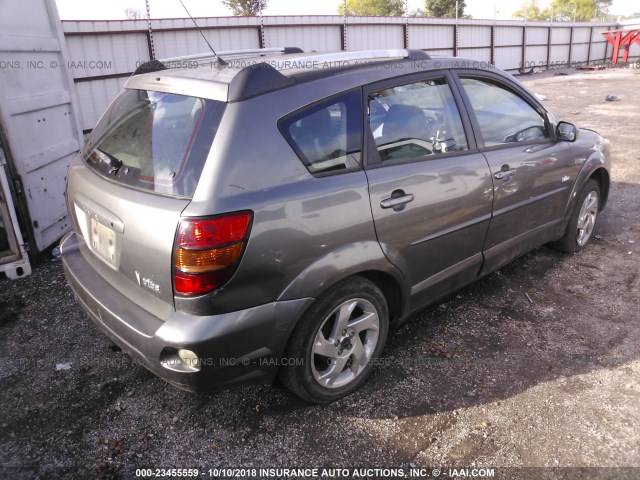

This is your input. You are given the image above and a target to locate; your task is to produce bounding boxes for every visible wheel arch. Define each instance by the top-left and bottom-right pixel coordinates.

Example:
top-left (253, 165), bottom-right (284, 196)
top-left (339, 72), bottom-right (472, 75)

top-left (355, 270), bottom-right (404, 326)
top-left (282, 268), bottom-right (408, 331)
top-left (589, 167), bottom-right (610, 211)
top-left (277, 241), bottom-right (409, 317)
top-left (560, 161), bottom-right (609, 236)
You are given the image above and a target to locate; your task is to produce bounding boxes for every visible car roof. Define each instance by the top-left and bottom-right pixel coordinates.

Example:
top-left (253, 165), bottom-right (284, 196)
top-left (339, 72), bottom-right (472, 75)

top-left (125, 48), bottom-right (464, 103)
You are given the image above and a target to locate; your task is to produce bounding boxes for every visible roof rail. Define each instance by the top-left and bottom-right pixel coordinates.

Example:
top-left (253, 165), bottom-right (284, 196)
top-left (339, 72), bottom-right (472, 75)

top-left (268, 49), bottom-right (430, 68)
top-left (132, 47), bottom-right (304, 76)
top-left (133, 47), bottom-right (430, 76)
top-left (131, 47), bottom-right (433, 101)
top-left (160, 47), bottom-right (304, 64)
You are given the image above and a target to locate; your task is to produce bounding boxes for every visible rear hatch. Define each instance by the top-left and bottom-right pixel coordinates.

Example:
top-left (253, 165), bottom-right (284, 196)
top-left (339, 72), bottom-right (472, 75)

top-left (67, 88), bottom-right (225, 318)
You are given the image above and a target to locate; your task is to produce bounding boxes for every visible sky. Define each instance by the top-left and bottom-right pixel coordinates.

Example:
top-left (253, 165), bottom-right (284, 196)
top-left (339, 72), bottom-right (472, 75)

top-left (55, 0), bottom-right (638, 21)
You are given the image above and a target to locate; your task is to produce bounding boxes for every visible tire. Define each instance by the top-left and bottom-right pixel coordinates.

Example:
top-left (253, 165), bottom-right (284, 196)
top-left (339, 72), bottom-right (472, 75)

top-left (550, 179), bottom-right (600, 253)
top-left (279, 276), bottom-right (389, 404)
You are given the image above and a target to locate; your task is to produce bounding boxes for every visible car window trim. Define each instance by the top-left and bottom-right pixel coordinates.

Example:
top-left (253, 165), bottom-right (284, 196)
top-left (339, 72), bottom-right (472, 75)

top-left (361, 70), bottom-right (478, 169)
top-left (450, 70), bottom-right (556, 151)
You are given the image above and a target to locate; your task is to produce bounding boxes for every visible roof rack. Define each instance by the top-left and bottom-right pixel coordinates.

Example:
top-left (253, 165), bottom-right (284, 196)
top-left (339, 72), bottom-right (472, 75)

top-left (161, 47), bottom-right (304, 64)
top-left (132, 47), bottom-right (304, 75)
top-left (131, 47), bottom-right (433, 102)
top-left (270, 49), bottom-right (430, 68)
top-left (133, 47), bottom-right (429, 76)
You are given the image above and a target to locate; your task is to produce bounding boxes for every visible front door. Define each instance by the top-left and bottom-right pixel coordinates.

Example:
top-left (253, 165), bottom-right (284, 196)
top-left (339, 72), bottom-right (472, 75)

top-left (364, 72), bottom-right (494, 311)
top-left (455, 74), bottom-right (576, 274)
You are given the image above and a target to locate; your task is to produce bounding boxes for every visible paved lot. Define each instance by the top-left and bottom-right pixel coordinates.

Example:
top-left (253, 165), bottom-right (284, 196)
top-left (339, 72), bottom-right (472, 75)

top-left (1, 68), bottom-right (639, 480)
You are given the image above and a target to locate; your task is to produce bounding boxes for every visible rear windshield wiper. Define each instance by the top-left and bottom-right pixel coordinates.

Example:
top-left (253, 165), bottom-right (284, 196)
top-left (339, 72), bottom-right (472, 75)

top-left (94, 149), bottom-right (123, 175)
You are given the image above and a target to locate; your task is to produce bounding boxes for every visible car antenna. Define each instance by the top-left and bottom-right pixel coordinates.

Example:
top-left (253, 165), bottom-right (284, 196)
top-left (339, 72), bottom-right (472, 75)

top-left (177, 0), bottom-right (227, 66)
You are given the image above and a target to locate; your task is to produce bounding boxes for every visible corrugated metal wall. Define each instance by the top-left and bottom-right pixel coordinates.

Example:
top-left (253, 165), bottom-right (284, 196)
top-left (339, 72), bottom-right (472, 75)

top-left (62, 16), bottom-right (619, 131)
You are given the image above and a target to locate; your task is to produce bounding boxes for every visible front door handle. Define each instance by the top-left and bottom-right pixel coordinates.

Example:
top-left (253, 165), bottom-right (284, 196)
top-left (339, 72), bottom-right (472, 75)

top-left (494, 169), bottom-right (516, 180)
top-left (380, 193), bottom-right (414, 209)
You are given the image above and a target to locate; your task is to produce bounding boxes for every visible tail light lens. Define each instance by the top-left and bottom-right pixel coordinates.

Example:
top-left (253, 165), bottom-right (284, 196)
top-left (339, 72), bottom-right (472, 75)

top-left (173, 212), bottom-right (252, 296)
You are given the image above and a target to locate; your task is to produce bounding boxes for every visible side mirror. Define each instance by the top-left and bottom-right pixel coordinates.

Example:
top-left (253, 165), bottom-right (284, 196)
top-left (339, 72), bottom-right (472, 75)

top-left (556, 121), bottom-right (577, 142)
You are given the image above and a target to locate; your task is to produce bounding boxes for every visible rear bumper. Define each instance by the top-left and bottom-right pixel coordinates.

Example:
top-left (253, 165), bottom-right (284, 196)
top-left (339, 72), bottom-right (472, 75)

top-left (60, 232), bottom-right (313, 392)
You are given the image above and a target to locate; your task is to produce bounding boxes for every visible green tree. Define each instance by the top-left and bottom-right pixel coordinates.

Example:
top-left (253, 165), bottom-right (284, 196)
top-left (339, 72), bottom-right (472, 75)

top-left (222, 0), bottom-right (267, 16)
top-left (408, 8), bottom-right (427, 17)
top-left (548, 0), bottom-right (612, 21)
top-left (424, 0), bottom-right (466, 18)
top-left (513, 0), bottom-right (551, 20)
top-left (338, 0), bottom-right (405, 16)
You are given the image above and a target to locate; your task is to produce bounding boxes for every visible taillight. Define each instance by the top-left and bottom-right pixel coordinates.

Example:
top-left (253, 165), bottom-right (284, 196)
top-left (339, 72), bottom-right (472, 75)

top-left (173, 212), bottom-right (252, 296)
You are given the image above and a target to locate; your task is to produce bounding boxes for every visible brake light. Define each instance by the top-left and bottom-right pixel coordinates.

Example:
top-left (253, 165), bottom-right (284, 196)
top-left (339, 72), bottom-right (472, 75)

top-left (173, 212), bottom-right (252, 296)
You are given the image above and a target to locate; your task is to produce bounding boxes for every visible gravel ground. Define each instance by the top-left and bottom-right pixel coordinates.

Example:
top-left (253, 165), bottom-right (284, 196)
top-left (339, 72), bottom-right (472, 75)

top-left (1, 68), bottom-right (639, 480)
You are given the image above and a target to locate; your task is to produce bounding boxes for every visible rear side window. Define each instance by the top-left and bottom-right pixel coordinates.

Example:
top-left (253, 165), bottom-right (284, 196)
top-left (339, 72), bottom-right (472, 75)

top-left (280, 90), bottom-right (362, 175)
top-left (85, 89), bottom-right (225, 198)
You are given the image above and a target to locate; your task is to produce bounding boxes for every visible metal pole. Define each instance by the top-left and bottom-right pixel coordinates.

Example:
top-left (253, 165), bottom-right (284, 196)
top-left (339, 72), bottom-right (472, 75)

top-left (404, 0), bottom-right (409, 49)
top-left (455, 0), bottom-right (459, 58)
top-left (491, 5), bottom-right (496, 66)
top-left (343, 0), bottom-right (348, 51)
top-left (522, 22), bottom-right (527, 72)
top-left (145, 0), bottom-right (155, 61)
top-left (547, 7), bottom-right (553, 69)
top-left (259, 5), bottom-right (266, 49)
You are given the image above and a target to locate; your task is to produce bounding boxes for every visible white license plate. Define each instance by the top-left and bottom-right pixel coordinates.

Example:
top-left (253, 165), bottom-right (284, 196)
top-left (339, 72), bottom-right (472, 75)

top-left (90, 218), bottom-right (117, 266)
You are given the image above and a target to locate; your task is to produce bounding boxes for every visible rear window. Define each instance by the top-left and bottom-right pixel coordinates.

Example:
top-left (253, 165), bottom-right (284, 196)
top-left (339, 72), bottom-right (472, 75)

top-left (84, 89), bottom-right (225, 198)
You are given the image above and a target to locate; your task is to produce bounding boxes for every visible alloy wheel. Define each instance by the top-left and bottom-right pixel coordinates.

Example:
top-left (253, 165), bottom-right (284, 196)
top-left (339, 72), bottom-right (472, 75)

top-left (310, 298), bottom-right (380, 389)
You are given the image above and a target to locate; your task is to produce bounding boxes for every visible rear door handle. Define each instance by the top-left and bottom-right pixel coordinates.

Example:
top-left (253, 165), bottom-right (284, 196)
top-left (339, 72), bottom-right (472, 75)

top-left (494, 169), bottom-right (516, 180)
top-left (380, 194), bottom-right (414, 209)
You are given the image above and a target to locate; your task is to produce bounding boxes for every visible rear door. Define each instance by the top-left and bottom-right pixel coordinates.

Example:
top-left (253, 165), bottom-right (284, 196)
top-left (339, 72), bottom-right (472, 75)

top-left (364, 72), bottom-right (494, 311)
top-left (454, 73), bottom-right (576, 274)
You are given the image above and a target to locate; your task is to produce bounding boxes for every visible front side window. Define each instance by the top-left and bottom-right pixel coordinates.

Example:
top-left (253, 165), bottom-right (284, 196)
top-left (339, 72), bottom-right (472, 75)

top-left (460, 77), bottom-right (548, 147)
top-left (280, 90), bottom-right (362, 175)
top-left (85, 89), bottom-right (225, 198)
top-left (367, 77), bottom-right (468, 163)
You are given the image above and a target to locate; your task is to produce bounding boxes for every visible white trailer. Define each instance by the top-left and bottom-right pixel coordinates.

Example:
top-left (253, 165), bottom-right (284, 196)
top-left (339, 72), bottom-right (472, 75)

top-left (0, 0), bottom-right (82, 278)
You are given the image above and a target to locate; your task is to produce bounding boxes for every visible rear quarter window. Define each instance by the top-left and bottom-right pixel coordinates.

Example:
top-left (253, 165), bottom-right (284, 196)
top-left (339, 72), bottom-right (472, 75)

top-left (279, 90), bottom-right (362, 175)
top-left (85, 89), bottom-right (225, 198)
